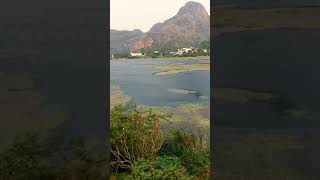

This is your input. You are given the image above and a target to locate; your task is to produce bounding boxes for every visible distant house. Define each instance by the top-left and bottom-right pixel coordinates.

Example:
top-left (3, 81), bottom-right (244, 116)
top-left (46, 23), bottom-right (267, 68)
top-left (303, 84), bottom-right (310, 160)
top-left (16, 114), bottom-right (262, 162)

top-left (154, 51), bottom-right (159, 54)
top-left (176, 49), bottom-right (184, 55)
top-left (130, 52), bottom-right (143, 57)
top-left (182, 47), bottom-right (192, 53)
top-left (172, 47), bottom-right (200, 56)
top-left (203, 49), bottom-right (208, 53)
top-left (181, 47), bottom-right (197, 53)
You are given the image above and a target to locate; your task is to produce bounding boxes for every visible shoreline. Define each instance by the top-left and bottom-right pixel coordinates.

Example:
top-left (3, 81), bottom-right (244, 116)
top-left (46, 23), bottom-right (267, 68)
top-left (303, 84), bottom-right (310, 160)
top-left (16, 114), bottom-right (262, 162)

top-left (150, 63), bottom-right (210, 76)
top-left (111, 56), bottom-right (210, 61)
top-left (110, 83), bottom-right (210, 138)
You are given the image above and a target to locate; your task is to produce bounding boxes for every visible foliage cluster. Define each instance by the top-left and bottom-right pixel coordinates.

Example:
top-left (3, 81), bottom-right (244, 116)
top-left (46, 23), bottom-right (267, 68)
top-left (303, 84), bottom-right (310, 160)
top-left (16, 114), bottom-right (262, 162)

top-left (110, 104), bottom-right (210, 179)
top-left (160, 130), bottom-right (210, 178)
top-left (127, 156), bottom-right (192, 180)
top-left (110, 104), bottom-right (167, 171)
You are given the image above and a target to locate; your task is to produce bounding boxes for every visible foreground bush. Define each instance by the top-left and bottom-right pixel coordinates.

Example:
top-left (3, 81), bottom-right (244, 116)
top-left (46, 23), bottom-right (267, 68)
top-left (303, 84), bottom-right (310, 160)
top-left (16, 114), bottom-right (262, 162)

top-left (180, 148), bottom-right (210, 178)
top-left (127, 156), bottom-right (192, 180)
top-left (160, 130), bottom-right (210, 179)
top-left (110, 104), bottom-right (168, 171)
top-left (160, 130), bottom-right (205, 156)
top-left (110, 105), bottom-right (210, 179)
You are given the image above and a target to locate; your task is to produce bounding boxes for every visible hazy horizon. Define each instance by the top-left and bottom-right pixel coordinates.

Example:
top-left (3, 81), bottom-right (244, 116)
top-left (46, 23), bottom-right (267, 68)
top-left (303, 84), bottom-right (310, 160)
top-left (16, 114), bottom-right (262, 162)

top-left (111, 0), bottom-right (210, 32)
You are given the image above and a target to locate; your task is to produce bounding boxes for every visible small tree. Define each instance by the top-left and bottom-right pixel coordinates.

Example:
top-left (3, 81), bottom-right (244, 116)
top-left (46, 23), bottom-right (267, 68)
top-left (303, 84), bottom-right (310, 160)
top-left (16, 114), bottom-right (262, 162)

top-left (110, 105), bottom-right (168, 172)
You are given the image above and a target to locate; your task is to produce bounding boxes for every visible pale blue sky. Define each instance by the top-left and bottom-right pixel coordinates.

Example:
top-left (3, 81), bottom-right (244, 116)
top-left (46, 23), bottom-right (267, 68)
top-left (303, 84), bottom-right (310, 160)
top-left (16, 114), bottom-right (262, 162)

top-left (111, 0), bottom-right (210, 32)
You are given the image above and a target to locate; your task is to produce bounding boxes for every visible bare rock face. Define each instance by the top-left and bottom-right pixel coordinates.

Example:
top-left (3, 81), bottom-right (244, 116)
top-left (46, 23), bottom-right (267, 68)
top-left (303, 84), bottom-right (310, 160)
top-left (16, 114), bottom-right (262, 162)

top-left (110, 29), bottom-right (143, 54)
top-left (110, 1), bottom-right (210, 54)
top-left (130, 35), bottom-right (154, 51)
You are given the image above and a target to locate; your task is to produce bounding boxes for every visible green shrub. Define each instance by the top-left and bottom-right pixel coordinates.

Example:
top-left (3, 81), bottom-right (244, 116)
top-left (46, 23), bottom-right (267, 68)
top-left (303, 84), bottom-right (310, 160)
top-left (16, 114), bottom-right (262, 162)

top-left (110, 106), bottom-right (210, 179)
top-left (160, 130), bottom-right (205, 156)
top-left (160, 137), bottom-right (185, 157)
top-left (127, 156), bottom-right (193, 180)
top-left (110, 104), bottom-right (168, 171)
top-left (180, 148), bottom-right (210, 178)
top-left (160, 130), bottom-right (210, 179)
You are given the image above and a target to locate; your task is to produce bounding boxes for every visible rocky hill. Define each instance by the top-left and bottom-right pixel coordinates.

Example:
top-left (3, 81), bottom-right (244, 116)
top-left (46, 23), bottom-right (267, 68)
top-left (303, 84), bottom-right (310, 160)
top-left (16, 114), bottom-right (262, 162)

top-left (110, 1), bottom-right (210, 55)
top-left (110, 29), bottom-right (143, 55)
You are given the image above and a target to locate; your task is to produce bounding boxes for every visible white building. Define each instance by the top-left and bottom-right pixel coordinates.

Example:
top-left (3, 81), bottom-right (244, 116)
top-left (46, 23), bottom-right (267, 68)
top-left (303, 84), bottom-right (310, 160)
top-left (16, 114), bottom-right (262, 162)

top-left (171, 47), bottom-right (200, 56)
top-left (182, 47), bottom-right (192, 53)
top-left (176, 49), bottom-right (184, 55)
top-left (130, 52), bottom-right (143, 57)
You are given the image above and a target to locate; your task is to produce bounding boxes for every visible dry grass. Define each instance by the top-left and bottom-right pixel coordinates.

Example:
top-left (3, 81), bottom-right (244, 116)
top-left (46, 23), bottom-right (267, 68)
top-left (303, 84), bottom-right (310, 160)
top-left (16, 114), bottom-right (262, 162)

top-left (142, 103), bottom-right (210, 141)
top-left (151, 63), bottom-right (210, 76)
top-left (110, 84), bottom-right (131, 108)
top-left (110, 85), bottom-right (210, 141)
top-left (167, 88), bottom-right (197, 95)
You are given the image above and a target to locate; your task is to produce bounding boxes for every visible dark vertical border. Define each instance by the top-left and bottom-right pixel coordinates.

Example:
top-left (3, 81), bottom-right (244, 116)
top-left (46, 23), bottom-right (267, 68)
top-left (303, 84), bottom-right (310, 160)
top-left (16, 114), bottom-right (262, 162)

top-left (0, 0), bottom-right (110, 178)
top-left (106, 0), bottom-right (111, 178)
top-left (210, 0), bottom-right (214, 179)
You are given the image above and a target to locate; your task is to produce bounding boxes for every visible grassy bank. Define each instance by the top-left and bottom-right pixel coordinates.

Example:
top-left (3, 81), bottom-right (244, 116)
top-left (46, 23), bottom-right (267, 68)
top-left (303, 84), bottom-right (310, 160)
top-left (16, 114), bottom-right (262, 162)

top-left (110, 84), bottom-right (210, 139)
top-left (110, 84), bottom-right (131, 108)
top-left (111, 56), bottom-right (210, 61)
top-left (150, 63), bottom-right (210, 76)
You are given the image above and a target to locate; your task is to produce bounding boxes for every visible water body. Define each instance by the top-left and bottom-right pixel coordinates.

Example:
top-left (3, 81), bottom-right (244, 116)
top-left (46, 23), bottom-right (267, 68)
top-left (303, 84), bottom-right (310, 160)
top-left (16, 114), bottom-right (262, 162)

top-left (110, 58), bottom-right (210, 106)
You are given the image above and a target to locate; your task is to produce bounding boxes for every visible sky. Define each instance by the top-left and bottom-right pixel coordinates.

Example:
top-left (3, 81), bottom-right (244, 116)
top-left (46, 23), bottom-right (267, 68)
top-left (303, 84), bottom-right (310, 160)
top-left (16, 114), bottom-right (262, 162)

top-left (110, 0), bottom-right (210, 32)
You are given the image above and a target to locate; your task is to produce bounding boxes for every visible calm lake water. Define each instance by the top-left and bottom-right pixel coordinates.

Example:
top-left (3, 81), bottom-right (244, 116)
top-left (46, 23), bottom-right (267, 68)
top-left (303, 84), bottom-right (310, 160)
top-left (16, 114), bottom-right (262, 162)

top-left (110, 58), bottom-right (210, 106)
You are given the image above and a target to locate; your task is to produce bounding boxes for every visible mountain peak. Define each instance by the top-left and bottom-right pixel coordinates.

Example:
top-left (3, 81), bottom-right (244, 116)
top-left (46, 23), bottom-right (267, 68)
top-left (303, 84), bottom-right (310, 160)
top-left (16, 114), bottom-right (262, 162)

top-left (185, 1), bottom-right (204, 7)
top-left (111, 1), bottom-right (209, 54)
top-left (177, 1), bottom-right (208, 17)
top-left (132, 29), bottom-right (143, 33)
